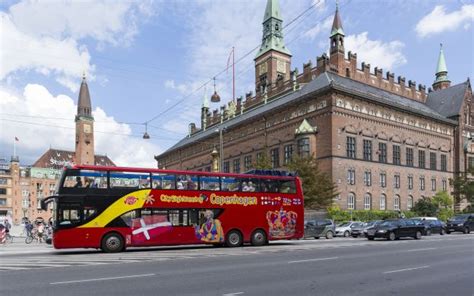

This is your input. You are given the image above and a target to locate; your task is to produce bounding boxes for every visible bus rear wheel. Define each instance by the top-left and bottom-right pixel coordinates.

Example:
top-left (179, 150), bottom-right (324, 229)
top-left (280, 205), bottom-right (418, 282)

top-left (225, 230), bottom-right (243, 247)
top-left (250, 229), bottom-right (267, 246)
top-left (101, 233), bottom-right (124, 253)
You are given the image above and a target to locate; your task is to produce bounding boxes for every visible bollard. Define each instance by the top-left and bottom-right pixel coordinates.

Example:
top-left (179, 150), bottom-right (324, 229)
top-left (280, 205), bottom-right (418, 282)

top-left (0, 228), bottom-right (5, 244)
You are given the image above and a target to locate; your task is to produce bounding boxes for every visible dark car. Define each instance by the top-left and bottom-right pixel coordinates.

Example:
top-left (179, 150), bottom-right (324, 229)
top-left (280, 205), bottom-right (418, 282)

top-left (366, 219), bottom-right (424, 241)
top-left (362, 220), bottom-right (383, 237)
top-left (304, 219), bottom-right (335, 239)
top-left (446, 214), bottom-right (474, 234)
top-left (410, 218), bottom-right (446, 235)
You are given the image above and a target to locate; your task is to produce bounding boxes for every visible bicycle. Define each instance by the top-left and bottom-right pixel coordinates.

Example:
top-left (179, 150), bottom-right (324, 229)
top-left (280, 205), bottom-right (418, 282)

top-left (25, 229), bottom-right (41, 244)
top-left (5, 232), bottom-right (13, 243)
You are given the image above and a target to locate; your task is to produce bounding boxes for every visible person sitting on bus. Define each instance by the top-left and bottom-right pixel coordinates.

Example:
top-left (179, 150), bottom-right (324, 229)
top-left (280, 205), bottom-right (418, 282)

top-left (74, 176), bottom-right (83, 188)
top-left (153, 181), bottom-right (162, 189)
top-left (242, 182), bottom-right (250, 192)
top-left (84, 178), bottom-right (92, 188)
top-left (248, 181), bottom-right (256, 192)
top-left (177, 180), bottom-right (185, 190)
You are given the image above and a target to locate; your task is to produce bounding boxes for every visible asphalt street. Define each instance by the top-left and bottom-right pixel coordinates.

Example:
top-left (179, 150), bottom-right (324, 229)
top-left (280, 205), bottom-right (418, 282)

top-left (0, 234), bottom-right (473, 296)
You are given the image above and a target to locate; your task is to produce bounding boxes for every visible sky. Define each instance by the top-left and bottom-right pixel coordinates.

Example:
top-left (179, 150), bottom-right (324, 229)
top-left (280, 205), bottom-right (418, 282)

top-left (0, 0), bottom-right (473, 168)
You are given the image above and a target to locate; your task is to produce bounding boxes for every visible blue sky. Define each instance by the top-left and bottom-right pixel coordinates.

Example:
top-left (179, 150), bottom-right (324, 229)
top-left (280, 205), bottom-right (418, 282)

top-left (0, 0), bottom-right (473, 167)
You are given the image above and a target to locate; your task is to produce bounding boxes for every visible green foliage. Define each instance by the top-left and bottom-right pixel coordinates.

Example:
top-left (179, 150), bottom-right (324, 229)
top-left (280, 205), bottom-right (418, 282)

top-left (432, 191), bottom-right (453, 209)
top-left (327, 205), bottom-right (415, 223)
top-left (253, 153), bottom-right (272, 170)
top-left (287, 155), bottom-right (338, 210)
top-left (450, 167), bottom-right (474, 205)
top-left (412, 197), bottom-right (438, 217)
top-left (437, 208), bottom-right (454, 222)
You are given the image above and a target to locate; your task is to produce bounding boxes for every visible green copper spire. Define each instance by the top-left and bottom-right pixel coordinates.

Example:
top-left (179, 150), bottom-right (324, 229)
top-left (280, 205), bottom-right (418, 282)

top-left (256, 0), bottom-right (291, 59)
top-left (435, 43), bottom-right (448, 83)
top-left (330, 2), bottom-right (345, 37)
top-left (202, 86), bottom-right (209, 109)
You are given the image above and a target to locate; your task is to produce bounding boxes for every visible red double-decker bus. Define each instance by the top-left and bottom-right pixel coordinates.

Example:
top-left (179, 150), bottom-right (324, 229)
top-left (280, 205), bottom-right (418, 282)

top-left (42, 165), bottom-right (304, 252)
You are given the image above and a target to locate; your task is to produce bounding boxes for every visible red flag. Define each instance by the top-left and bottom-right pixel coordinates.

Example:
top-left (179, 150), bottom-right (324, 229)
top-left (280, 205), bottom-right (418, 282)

top-left (15, 137), bottom-right (19, 142)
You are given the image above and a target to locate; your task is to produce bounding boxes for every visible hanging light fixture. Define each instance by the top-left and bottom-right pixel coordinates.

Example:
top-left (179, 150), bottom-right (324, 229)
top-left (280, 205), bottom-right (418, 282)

top-left (211, 77), bottom-right (221, 103)
top-left (143, 123), bottom-right (150, 139)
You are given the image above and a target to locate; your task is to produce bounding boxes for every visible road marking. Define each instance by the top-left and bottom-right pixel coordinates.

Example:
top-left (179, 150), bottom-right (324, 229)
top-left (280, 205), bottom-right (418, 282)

top-left (288, 257), bottom-right (339, 264)
top-left (402, 247), bottom-right (437, 252)
top-left (383, 265), bottom-right (430, 274)
top-left (223, 292), bottom-right (244, 296)
top-left (50, 273), bottom-right (155, 285)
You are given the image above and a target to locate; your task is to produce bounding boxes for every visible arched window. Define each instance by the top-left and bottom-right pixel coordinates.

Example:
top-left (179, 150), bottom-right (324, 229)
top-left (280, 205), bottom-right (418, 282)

top-left (364, 193), bottom-right (371, 210)
top-left (407, 195), bottom-right (413, 210)
top-left (380, 194), bottom-right (386, 210)
top-left (394, 195), bottom-right (400, 211)
top-left (347, 193), bottom-right (355, 210)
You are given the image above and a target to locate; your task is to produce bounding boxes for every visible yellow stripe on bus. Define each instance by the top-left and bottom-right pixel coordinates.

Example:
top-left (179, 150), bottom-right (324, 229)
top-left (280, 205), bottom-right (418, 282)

top-left (79, 190), bottom-right (151, 228)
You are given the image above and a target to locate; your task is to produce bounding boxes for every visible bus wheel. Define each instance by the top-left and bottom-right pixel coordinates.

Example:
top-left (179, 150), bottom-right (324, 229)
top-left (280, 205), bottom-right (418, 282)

top-left (101, 233), bottom-right (124, 253)
top-left (251, 229), bottom-right (267, 246)
top-left (226, 230), bottom-right (243, 247)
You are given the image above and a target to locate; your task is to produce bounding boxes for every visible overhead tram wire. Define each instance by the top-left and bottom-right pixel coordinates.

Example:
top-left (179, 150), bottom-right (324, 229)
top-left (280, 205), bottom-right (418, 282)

top-left (142, 0), bottom-right (324, 127)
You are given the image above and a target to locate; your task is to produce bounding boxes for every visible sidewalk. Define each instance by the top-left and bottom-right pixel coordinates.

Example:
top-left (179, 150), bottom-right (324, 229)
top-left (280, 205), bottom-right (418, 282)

top-left (0, 235), bottom-right (54, 256)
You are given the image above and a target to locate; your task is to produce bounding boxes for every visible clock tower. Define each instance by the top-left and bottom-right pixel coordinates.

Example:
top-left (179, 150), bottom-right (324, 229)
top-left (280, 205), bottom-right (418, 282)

top-left (75, 73), bottom-right (95, 165)
top-left (255, 0), bottom-right (292, 96)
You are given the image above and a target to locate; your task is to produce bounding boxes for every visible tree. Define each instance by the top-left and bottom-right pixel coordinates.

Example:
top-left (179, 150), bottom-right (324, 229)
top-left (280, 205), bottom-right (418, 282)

top-left (253, 153), bottom-right (272, 170)
top-left (411, 197), bottom-right (438, 217)
top-left (432, 191), bottom-right (453, 209)
top-left (286, 155), bottom-right (338, 209)
top-left (450, 167), bottom-right (474, 206)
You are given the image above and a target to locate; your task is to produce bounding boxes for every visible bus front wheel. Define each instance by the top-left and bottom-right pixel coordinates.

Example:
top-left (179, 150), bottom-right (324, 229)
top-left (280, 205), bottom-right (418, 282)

top-left (251, 229), bottom-right (267, 246)
top-left (225, 230), bottom-right (243, 247)
top-left (101, 232), bottom-right (124, 253)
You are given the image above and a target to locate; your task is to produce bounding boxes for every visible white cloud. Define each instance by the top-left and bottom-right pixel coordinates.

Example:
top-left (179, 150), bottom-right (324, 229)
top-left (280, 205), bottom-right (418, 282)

top-left (0, 84), bottom-right (161, 167)
top-left (415, 4), bottom-right (474, 38)
top-left (1, 1), bottom-right (157, 91)
top-left (345, 32), bottom-right (407, 71)
top-left (304, 15), bottom-right (332, 40)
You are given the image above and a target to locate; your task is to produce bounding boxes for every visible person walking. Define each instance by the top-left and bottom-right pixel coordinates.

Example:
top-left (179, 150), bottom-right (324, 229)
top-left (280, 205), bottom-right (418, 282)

top-left (37, 222), bottom-right (44, 243)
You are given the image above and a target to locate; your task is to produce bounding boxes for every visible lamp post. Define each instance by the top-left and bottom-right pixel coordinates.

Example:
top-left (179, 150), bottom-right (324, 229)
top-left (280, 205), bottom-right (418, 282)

top-left (219, 128), bottom-right (224, 172)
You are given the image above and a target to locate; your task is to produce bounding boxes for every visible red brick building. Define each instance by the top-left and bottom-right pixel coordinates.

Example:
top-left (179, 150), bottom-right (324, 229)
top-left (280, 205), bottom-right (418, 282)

top-left (155, 0), bottom-right (472, 211)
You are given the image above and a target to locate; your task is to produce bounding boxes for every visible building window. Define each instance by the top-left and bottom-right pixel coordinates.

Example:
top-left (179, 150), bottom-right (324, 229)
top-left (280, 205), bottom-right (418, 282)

top-left (363, 140), bottom-right (372, 161)
top-left (380, 194), bottom-right (386, 210)
top-left (408, 175), bottom-right (413, 190)
top-left (347, 168), bottom-right (355, 185)
top-left (441, 154), bottom-right (447, 171)
top-left (394, 174), bottom-right (400, 189)
top-left (270, 148), bottom-right (280, 168)
top-left (205, 166), bottom-right (211, 172)
top-left (364, 193), bottom-right (371, 210)
top-left (442, 179), bottom-right (447, 191)
top-left (431, 178), bottom-right (436, 191)
top-left (298, 138), bottom-right (310, 157)
top-left (407, 195), bottom-right (413, 210)
top-left (364, 171), bottom-right (372, 186)
top-left (347, 193), bottom-right (355, 210)
top-left (420, 176), bottom-right (425, 191)
top-left (380, 172), bottom-right (386, 188)
top-left (419, 150), bottom-right (426, 169)
top-left (283, 145), bottom-right (293, 164)
top-left (0, 198), bottom-right (6, 206)
top-left (223, 161), bottom-right (230, 173)
top-left (394, 195), bottom-right (400, 211)
top-left (378, 142), bottom-right (387, 163)
top-left (430, 152), bottom-right (437, 170)
top-left (233, 159), bottom-right (240, 173)
top-left (469, 157), bottom-right (474, 169)
top-left (406, 148), bottom-right (414, 167)
top-left (256, 152), bottom-right (264, 163)
top-left (244, 155), bottom-right (252, 171)
top-left (346, 136), bottom-right (356, 159)
top-left (393, 145), bottom-right (401, 165)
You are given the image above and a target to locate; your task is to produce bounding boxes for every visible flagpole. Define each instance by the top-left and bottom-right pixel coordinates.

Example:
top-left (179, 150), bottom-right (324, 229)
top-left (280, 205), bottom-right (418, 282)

top-left (232, 46), bottom-right (235, 102)
top-left (13, 137), bottom-right (16, 158)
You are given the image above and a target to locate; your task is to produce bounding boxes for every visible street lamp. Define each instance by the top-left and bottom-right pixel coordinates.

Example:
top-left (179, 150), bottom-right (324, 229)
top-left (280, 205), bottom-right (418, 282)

top-left (143, 123), bottom-right (150, 139)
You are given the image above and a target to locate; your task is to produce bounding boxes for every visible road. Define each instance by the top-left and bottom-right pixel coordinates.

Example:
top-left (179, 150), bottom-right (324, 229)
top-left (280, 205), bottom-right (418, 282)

top-left (0, 234), bottom-right (473, 296)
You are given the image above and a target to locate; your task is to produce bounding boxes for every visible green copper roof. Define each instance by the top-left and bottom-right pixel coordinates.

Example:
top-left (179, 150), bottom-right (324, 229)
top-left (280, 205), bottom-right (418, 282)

top-left (295, 119), bottom-right (317, 135)
top-left (435, 44), bottom-right (449, 83)
top-left (263, 0), bottom-right (282, 22)
top-left (330, 5), bottom-right (345, 37)
top-left (256, 0), bottom-right (291, 59)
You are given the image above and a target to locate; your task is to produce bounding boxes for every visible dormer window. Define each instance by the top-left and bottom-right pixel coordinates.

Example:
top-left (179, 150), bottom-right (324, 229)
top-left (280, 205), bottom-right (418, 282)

top-left (275, 24), bottom-right (279, 31)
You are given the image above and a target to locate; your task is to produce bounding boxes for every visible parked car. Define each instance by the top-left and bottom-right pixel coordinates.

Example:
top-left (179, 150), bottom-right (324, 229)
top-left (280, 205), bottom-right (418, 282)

top-left (335, 221), bottom-right (364, 237)
top-left (366, 219), bottom-right (424, 241)
top-left (362, 220), bottom-right (383, 237)
top-left (410, 218), bottom-right (446, 235)
top-left (446, 214), bottom-right (474, 234)
top-left (304, 219), bottom-right (335, 239)
top-left (350, 222), bottom-right (368, 238)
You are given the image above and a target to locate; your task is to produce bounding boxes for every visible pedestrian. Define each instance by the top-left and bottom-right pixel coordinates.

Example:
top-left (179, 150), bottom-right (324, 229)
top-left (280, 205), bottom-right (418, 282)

top-left (37, 223), bottom-right (44, 243)
top-left (4, 219), bottom-right (11, 234)
top-left (25, 221), bottom-right (33, 237)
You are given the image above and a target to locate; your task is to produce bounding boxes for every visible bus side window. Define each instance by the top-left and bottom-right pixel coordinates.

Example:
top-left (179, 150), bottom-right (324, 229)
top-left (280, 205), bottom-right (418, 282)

top-left (221, 177), bottom-right (238, 191)
top-left (200, 176), bottom-right (220, 191)
top-left (280, 180), bottom-right (296, 193)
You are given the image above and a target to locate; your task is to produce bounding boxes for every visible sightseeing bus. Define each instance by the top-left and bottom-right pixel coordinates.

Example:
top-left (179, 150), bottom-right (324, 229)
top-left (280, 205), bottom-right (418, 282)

top-left (41, 165), bottom-right (304, 252)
